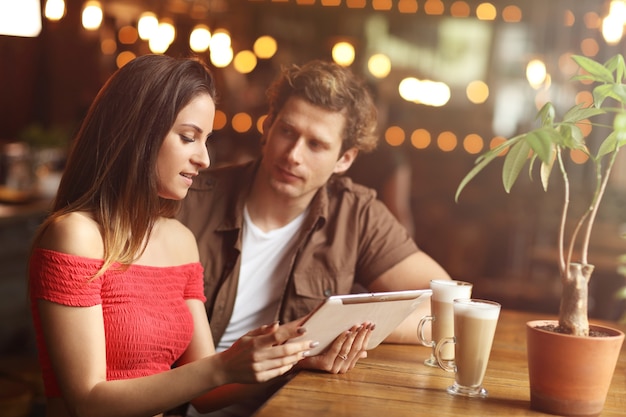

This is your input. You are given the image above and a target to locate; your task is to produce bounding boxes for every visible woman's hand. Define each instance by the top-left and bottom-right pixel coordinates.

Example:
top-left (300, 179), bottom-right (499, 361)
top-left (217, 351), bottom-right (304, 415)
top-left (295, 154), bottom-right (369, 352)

top-left (297, 323), bottom-right (374, 374)
top-left (216, 322), bottom-right (316, 384)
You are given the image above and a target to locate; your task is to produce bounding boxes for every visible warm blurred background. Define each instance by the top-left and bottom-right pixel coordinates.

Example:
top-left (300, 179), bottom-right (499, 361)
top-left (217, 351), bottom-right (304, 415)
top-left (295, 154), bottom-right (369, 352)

top-left (1, 0), bottom-right (626, 413)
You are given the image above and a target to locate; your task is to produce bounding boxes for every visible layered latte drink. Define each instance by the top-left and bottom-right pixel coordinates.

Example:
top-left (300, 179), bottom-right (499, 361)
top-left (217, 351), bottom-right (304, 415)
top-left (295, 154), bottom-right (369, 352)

top-left (435, 299), bottom-right (501, 398)
top-left (453, 300), bottom-right (500, 388)
top-left (417, 279), bottom-right (472, 367)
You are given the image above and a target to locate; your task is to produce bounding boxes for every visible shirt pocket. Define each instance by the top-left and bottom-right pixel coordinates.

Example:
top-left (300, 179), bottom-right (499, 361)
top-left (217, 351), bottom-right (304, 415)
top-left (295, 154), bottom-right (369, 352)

top-left (292, 266), bottom-right (355, 300)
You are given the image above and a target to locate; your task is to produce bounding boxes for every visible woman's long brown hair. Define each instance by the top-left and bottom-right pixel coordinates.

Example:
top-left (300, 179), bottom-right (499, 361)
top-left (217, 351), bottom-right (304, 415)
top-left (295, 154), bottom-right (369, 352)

top-left (32, 54), bottom-right (217, 278)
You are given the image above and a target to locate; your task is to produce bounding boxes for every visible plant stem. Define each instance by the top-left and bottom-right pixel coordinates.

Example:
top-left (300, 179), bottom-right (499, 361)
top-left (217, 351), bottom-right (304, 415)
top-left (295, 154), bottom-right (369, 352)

top-left (556, 148), bottom-right (568, 275)
top-left (580, 148), bottom-right (618, 263)
top-left (567, 212), bottom-right (589, 270)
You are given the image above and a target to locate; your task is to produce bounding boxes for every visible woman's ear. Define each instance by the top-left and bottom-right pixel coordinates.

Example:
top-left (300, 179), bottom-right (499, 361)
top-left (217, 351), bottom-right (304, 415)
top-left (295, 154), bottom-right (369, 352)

top-left (333, 147), bottom-right (359, 174)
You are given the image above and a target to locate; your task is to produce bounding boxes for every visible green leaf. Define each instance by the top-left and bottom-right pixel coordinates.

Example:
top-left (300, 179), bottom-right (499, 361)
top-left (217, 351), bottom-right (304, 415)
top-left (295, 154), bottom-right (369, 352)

top-left (596, 131), bottom-right (619, 158)
top-left (537, 102), bottom-right (555, 127)
top-left (540, 151), bottom-right (555, 191)
top-left (455, 148), bottom-right (503, 202)
top-left (618, 56), bottom-right (626, 83)
top-left (562, 103), bottom-right (605, 123)
top-left (528, 153), bottom-right (538, 181)
top-left (571, 74), bottom-right (599, 83)
top-left (592, 84), bottom-right (615, 108)
top-left (525, 128), bottom-right (555, 163)
top-left (561, 124), bottom-right (586, 149)
top-left (572, 55), bottom-right (615, 83)
top-left (604, 54), bottom-right (625, 83)
top-left (474, 135), bottom-right (523, 164)
top-left (502, 140), bottom-right (531, 193)
top-left (612, 84), bottom-right (626, 104)
top-left (615, 112), bottom-right (626, 136)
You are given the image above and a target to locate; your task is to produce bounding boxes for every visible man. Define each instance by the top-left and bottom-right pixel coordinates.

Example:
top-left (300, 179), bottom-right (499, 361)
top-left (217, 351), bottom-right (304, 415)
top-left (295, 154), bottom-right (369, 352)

top-left (177, 60), bottom-right (451, 416)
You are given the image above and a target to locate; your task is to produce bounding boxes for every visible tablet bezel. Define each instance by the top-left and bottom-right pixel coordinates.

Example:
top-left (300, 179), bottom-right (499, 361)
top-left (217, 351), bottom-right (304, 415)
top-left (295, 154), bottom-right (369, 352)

top-left (290, 289), bottom-right (432, 356)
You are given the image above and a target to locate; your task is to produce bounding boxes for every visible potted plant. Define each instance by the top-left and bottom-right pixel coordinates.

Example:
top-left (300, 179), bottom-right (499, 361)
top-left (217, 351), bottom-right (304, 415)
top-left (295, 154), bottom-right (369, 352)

top-left (455, 54), bottom-right (626, 416)
top-left (16, 123), bottom-right (70, 198)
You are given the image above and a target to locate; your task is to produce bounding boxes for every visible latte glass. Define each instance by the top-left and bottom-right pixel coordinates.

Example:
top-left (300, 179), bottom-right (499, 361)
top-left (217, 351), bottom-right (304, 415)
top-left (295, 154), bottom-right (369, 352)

top-left (435, 298), bottom-right (501, 398)
top-left (417, 279), bottom-right (472, 367)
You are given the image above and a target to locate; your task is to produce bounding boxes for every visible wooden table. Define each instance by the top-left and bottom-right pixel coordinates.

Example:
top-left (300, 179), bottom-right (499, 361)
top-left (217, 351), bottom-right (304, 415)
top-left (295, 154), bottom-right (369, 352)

top-left (254, 310), bottom-right (626, 416)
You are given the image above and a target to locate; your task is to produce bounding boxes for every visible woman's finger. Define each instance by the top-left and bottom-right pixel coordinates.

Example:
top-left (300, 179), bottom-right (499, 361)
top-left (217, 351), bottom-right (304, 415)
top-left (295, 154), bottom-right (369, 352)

top-left (335, 323), bottom-right (373, 373)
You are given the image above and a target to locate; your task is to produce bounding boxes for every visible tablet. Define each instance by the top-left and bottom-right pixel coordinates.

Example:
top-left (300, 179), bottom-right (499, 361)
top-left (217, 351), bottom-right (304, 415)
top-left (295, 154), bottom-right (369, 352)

top-left (289, 289), bottom-right (432, 356)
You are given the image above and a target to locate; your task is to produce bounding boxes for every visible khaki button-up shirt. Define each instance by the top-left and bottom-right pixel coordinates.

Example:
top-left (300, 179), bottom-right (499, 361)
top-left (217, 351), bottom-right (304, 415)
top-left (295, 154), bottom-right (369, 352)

top-left (177, 160), bottom-right (418, 345)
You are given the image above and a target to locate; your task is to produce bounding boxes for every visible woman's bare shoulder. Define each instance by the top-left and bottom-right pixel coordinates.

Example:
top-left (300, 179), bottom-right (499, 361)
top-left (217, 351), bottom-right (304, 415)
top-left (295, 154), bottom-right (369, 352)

top-left (37, 211), bottom-right (104, 258)
top-left (158, 217), bottom-right (200, 263)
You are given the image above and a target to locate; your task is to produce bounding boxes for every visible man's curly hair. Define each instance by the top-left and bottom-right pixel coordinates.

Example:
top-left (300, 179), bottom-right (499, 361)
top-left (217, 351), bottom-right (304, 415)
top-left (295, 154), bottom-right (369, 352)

top-left (265, 60), bottom-right (379, 154)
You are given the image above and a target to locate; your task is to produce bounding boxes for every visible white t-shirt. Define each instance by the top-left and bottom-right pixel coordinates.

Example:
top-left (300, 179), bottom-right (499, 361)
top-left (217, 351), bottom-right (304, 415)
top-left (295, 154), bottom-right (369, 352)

top-left (188, 206), bottom-right (307, 417)
top-left (217, 205), bottom-right (307, 351)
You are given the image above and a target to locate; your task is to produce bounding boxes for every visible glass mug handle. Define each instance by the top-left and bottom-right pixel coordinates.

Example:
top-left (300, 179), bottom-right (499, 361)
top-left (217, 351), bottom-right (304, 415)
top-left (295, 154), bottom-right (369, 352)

top-left (435, 336), bottom-right (456, 372)
top-left (417, 315), bottom-right (435, 347)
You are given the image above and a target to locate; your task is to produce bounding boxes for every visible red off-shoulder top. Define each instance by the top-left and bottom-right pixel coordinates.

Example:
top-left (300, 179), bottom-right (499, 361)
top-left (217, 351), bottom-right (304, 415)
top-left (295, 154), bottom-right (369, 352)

top-left (29, 248), bottom-right (206, 397)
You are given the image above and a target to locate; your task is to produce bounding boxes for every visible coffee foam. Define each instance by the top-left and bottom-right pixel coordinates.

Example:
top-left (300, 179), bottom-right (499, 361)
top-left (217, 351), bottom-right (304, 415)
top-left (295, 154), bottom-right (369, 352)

top-left (430, 280), bottom-right (472, 302)
top-left (454, 300), bottom-right (500, 319)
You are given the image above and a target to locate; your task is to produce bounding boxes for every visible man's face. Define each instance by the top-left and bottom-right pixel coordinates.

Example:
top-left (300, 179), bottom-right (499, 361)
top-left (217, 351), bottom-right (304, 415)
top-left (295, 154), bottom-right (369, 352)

top-left (260, 96), bottom-right (357, 203)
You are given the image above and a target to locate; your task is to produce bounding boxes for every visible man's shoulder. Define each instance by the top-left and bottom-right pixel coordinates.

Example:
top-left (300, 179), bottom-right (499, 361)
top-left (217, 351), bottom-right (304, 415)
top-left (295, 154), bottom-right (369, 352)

top-left (324, 176), bottom-right (402, 228)
top-left (327, 175), bottom-right (378, 202)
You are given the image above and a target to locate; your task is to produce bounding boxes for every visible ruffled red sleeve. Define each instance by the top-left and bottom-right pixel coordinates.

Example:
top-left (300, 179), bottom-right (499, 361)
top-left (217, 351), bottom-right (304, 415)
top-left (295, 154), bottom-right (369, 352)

top-left (29, 248), bottom-right (105, 306)
top-left (29, 248), bottom-right (206, 397)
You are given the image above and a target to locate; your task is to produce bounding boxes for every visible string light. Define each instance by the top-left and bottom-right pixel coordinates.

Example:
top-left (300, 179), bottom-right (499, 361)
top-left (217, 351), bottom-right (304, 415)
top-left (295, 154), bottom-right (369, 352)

top-left (0, 0), bottom-right (42, 37)
top-left (332, 41), bottom-right (355, 67)
top-left (190, 24), bottom-right (211, 52)
top-left (81, 1), bottom-right (103, 31)
top-left (138, 12), bottom-right (158, 40)
top-left (44, 0), bottom-right (66, 21)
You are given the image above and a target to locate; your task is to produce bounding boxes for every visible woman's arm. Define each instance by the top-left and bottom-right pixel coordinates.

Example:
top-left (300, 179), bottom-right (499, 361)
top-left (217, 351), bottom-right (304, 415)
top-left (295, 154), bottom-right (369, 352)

top-left (182, 302), bottom-right (323, 413)
top-left (39, 298), bottom-right (313, 417)
top-left (369, 251), bottom-right (451, 344)
top-left (35, 215), bottom-right (314, 417)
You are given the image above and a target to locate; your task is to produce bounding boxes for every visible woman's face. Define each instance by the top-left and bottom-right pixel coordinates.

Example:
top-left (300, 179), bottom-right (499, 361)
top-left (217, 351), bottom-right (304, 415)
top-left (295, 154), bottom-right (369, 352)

top-left (156, 93), bottom-right (214, 200)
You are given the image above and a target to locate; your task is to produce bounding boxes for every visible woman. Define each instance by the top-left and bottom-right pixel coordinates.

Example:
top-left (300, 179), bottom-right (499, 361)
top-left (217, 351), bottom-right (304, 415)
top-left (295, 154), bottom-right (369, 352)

top-left (28, 54), bottom-right (315, 417)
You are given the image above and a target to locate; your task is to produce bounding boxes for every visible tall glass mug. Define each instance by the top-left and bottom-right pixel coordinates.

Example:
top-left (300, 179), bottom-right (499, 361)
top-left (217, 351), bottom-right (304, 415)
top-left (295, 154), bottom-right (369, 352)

top-left (417, 279), bottom-right (473, 367)
top-left (435, 299), bottom-right (501, 398)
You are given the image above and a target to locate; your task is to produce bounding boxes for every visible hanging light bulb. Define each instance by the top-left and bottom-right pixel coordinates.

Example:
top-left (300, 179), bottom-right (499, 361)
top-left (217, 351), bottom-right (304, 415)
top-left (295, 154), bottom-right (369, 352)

top-left (332, 41), bottom-right (355, 67)
top-left (210, 46), bottom-right (233, 68)
top-left (147, 19), bottom-right (176, 54)
top-left (45, 0), bottom-right (66, 21)
top-left (138, 12), bottom-right (158, 40)
top-left (367, 53), bottom-right (391, 79)
top-left (208, 30), bottom-right (232, 67)
top-left (0, 0), bottom-right (42, 37)
top-left (602, 0), bottom-right (626, 45)
top-left (158, 18), bottom-right (176, 45)
top-left (602, 15), bottom-right (624, 44)
top-left (253, 35), bottom-right (277, 59)
top-left (210, 29), bottom-right (231, 50)
top-left (526, 59), bottom-right (547, 89)
top-left (190, 24), bottom-right (211, 52)
top-left (82, 1), bottom-right (103, 30)
top-left (233, 50), bottom-right (257, 74)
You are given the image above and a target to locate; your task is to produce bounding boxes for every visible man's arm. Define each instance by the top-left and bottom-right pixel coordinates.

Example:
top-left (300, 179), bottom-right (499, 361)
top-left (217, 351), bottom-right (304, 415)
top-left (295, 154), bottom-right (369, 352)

top-left (367, 251), bottom-right (452, 344)
top-left (380, 163), bottom-right (415, 238)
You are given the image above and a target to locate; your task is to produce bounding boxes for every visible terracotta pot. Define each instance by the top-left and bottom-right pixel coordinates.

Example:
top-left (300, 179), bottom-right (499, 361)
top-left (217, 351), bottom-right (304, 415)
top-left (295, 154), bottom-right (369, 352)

top-left (526, 320), bottom-right (625, 417)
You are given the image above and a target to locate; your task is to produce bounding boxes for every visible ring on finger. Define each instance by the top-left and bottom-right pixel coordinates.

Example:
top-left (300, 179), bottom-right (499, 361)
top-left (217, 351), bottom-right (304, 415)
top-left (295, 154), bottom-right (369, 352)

top-left (338, 354), bottom-right (348, 360)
